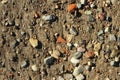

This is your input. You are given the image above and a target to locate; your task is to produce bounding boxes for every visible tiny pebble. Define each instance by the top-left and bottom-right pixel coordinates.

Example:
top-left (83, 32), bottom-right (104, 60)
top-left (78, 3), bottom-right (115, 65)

top-left (69, 27), bottom-right (78, 36)
top-left (97, 30), bottom-right (104, 36)
top-left (88, 15), bottom-right (95, 22)
top-left (85, 11), bottom-right (92, 15)
top-left (1, 0), bottom-right (8, 4)
top-left (70, 57), bottom-right (80, 65)
top-left (114, 57), bottom-right (119, 62)
top-left (75, 74), bottom-right (85, 80)
top-left (29, 38), bottom-right (38, 48)
top-left (42, 15), bottom-right (56, 22)
top-left (21, 60), bottom-right (29, 68)
top-left (109, 34), bottom-right (116, 41)
top-left (90, 3), bottom-right (96, 8)
top-left (73, 65), bottom-right (84, 76)
top-left (31, 65), bottom-right (38, 71)
top-left (76, 3), bottom-right (82, 9)
top-left (74, 52), bottom-right (83, 59)
top-left (81, 0), bottom-right (87, 5)
top-left (44, 56), bottom-right (55, 66)
top-left (110, 61), bottom-right (116, 66)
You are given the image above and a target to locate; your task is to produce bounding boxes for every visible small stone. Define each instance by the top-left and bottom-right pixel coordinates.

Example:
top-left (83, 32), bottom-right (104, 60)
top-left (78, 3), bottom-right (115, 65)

top-left (31, 65), bottom-right (38, 71)
top-left (76, 3), bottom-right (82, 9)
top-left (51, 50), bottom-right (61, 59)
top-left (105, 27), bottom-right (110, 32)
top-left (74, 52), bottom-right (83, 59)
top-left (73, 65), bottom-right (84, 76)
top-left (77, 47), bottom-right (86, 53)
top-left (85, 65), bottom-right (91, 71)
top-left (85, 11), bottom-right (92, 15)
top-left (21, 31), bottom-right (26, 35)
top-left (70, 57), bottom-right (80, 65)
top-left (67, 42), bottom-right (72, 50)
top-left (1, 0), bottom-right (8, 4)
top-left (57, 76), bottom-right (64, 80)
top-left (81, 0), bottom-right (87, 5)
top-left (85, 51), bottom-right (95, 58)
top-left (110, 49), bottom-right (119, 58)
top-left (109, 34), bottom-right (116, 41)
top-left (44, 56), bottom-right (55, 66)
top-left (106, 16), bottom-right (112, 22)
top-left (42, 15), bottom-right (56, 22)
top-left (110, 61), bottom-right (116, 66)
top-left (94, 43), bottom-right (102, 51)
top-left (98, 13), bottom-right (105, 21)
top-left (69, 27), bottom-right (78, 36)
top-left (64, 74), bottom-right (73, 80)
top-left (67, 4), bottom-right (77, 12)
top-left (88, 15), bottom-right (95, 22)
top-left (29, 38), bottom-right (38, 48)
top-left (8, 19), bottom-right (15, 26)
top-left (74, 43), bottom-right (79, 47)
top-left (21, 60), bottom-right (29, 68)
top-left (90, 3), bottom-right (96, 8)
top-left (66, 34), bottom-right (74, 42)
top-left (10, 40), bottom-right (18, 48)
top-left (114, 57), bottom-right (119, 62)
top-left (97, 30), bottom-right (104, 36)
top-left (75, 74), bottom-right (85, 80)
top-left (56, 36), bottom-right (66, 43)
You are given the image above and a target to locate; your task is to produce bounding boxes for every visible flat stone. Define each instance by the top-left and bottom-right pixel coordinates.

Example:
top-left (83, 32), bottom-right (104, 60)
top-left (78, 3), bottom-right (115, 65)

top-left (85, 11), bottom-right (92, 15)
top-left (42, 15), bottom-right (56, 22)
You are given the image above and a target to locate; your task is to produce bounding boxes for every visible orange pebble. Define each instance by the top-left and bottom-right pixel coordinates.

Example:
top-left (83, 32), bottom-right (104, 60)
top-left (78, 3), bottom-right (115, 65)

top-left (85, 51), bottom-right (95, 58)
top-left (68, 4), bottom-right (77, 12)
top-left (56, 36), bottom-right (66, 43)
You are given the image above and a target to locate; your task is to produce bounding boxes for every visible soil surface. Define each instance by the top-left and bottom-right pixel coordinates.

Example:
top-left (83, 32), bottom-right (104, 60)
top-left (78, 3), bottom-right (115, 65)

top-left (0, 0), bottom-right (120, 80)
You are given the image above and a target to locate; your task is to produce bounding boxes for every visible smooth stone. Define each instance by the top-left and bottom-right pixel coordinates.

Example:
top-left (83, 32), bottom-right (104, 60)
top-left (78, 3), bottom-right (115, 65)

top-left (94, 43), bottom-right (101, 51)
top-left (110, 61), bottom-right (116, 66)
top-left (114, 57), bottom-right (119, 62)
top-left (70, 57), bottom-right (80, 65)
top-left (51, 50), bottom-right (61, 59)
top-left (81, 0), bottom-right (87, 5)
top-left (1, 0), bottom-right (8, 4)
top-left (74, 52), bottom-right (83, 59)
top-left (66, 34), bottom-right (74, 42)
top-left (76, 3), bottom-right (82, 9)
top-left (44, 56), bottom-right (55, 65)
top-left (77, 47), bottom-right (86, 53)
top-left (109, 34), bottom-right (116, 41)
top-left (73, 65), bottom-right (84, 76)
top-left (29, 38), bottom-right (38, 48)
top-left (88, 15), bottom-right (95, 22)
top-left (90, 3), bottom-right (96, 8)
top-left (42, 15), bottom-right (56, 22)
top-left (64, 74), bottom-right (73, 80)
top-left (57, 76), bottom-right (64, 80)
top-left (31, 65), bottom-right (38, 71)
top-left (75, 74), bottom-right (85, 80)
top-left (69, 27), bottom-right (78, 36)
top-left (97, 30), bottom-right (104, 36)
top-left (21, 61), bottom-right (29, 68)
top-left (105, 27), bottom-right (110, 32)
top-left (85, 11), bottom-right (92, 15)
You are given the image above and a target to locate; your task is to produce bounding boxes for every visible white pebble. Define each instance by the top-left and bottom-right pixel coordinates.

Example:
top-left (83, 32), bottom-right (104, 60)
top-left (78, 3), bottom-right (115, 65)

top-left (31, 65), bottom-right (38, 71)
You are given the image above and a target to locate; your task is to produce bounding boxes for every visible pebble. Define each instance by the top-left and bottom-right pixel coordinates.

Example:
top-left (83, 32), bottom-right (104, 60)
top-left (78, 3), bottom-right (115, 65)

top-left (51, 50), bottom-right (61, 59)
top-left (105, 27), bottom-right (110, 32)
top-left (110, 61), bottom-right (116, 66)
top-left (109, 34), bottom-right (116, 41)
top-left (66, 34), bottom-right (74, 42)
top-left (44, 56), bottom-right (55, 66)
top-left (42, 15), bottom-right (56, 22)
top-left (90, 3), bottom-right (96, 8)
top-left (29, 38), bottom-right (38, 48)
top-left (74, 43), bottom-right (79, 47)
top-left (88, 15), bottom-right (95, 22)
top-left (114, 57), bottom-right (119, 62)
top-left (57, 76), bottom-right (64, 80)
top-left (110, 49), bottom-right (119, 58)
top-left (76, 3), bottom-right (82, 9)
top-left (69, 27), bottom-right (78, 36)
top-left (67, 42), bottom-right (72, 50)
top-left (75, 74), bottom-right (85, 80)
top-left (70, 57), bottom-right (80, 65)
top-left (85, 11), bottom-right (92, 15)
top-left (97, 30), bottom-right (104, 36)
top-left (73, 65), bottom-right (84, 76)
top-left (64, 74), bottom-right (73, 80)
top-left (21, 60), bottom-right (29, 68)
top-left (31, 65), bottom-right (38, 71)
top-left (10, 40), bottom-right (18, 48)
top-left (1, 0), bottom-right (8, 4)
top-left (85, 51), bottom-right (95, 58)
top-left (85, 65), bottom-right (91, 71)
top-left (77, 47), bottom-right (86, 53)
top-left (74, 52), bottom-right (83, 59)
top-left (81, 0), bottom-right (87, 5)
top-left (94, 42), bottom-right (102, 51)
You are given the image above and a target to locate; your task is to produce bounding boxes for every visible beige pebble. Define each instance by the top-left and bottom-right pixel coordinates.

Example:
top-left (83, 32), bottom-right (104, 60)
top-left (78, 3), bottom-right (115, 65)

top-left (51, 50), bottom-right (61, 59)
top-left (94, 43), bottom-right (102, 51)
top-left (29, 38), bottom-right (38, 48)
